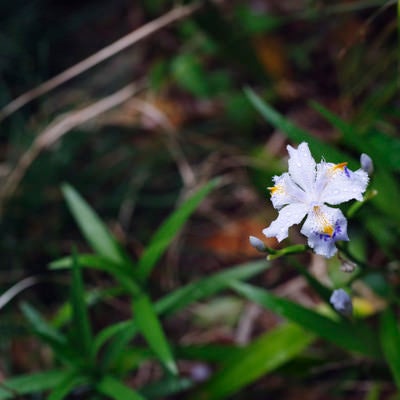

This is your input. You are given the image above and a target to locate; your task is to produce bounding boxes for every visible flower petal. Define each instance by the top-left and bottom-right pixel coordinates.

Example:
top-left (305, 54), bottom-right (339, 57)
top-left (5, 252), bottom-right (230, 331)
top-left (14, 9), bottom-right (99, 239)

top-left (263, 203), bottom-right (308, 242)
top-left (301, 205), bottom-right (348, 258)
top-left (268, 173), bottom-right (306, 210)
top-left (317, 162), bottom-right (369, 205)
top-left (287, 142), bottom-right (317, 192)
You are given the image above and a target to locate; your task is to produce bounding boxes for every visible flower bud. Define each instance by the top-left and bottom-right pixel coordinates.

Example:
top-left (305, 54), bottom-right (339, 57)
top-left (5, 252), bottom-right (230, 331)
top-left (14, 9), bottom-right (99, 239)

top-left (360, 153), bottom-right (373, 175)
top-left (330, 289), bottom-right (353, 317)
top-left (249, 236), bottom-right (267, 252)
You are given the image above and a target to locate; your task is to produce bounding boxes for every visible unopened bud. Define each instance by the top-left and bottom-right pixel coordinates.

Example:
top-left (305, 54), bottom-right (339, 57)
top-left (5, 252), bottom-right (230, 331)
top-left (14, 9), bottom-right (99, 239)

top-left (330, 289), bottom-right (353, 317)
top-left (249, 236), bottom-right (267, 252)
top-left (360, 153), bottom-right (373, 175)
top-left (340, 260), bottom-right (357, 273)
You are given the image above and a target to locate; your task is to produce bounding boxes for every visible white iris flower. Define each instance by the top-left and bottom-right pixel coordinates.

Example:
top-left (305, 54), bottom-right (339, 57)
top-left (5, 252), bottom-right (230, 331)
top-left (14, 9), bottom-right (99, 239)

top-left (263, 142), bottom-right (369, 258)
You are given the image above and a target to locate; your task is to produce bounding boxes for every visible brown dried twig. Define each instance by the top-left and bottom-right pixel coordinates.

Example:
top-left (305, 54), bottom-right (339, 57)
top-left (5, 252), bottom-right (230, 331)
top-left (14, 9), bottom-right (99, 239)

top-left (0, 1), bottom-right (202, 122)
top-left (0, 82), bottom-right (145, 212)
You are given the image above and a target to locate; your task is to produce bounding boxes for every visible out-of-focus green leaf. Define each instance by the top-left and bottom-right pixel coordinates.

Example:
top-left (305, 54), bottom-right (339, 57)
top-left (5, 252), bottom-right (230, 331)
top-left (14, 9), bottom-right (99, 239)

top-left (137, 178), bottom-right (219, 282)
top-left (194, 2), bottom-right (267, 79)
top-left (0, 370), bottom-right (65, 399)
top-left (193, 323), bottom-right (314, 400)
top-left (245, 88), bottom-right (349, 164)
top-left (141, 376), bottom-right (193, 399)
top-left (50, 252), bottom-right (140, 296)
top-left (311, 101), bottom-right (400, 172)
top-left (61, 183), bottom-right (129, 267)
top-left (20, 302), bottom-right (66, 345)
top-left (176, 344), bottom-right (242, 363)
top-left (134, 293), bottom-right (177, 375)
top-left (171, 54), bottom-right (211, 97)
top-left (96, 260), bottom-right (269, 368)
top-left (290, 261), bottom-right (332, 304)
top-left (380, 308), bottom-right (400, 388)
top-left (70, 249), bottom-right (93, 358)
top-left (231, 281), bottom-right (382, 358)
top-left (310, 102), bottom-right (400, 224)
top-left (234, 4), bottom-right (284, 34)
top-left (47, 372), bottom-right (89, 400)
top-left (20, 303), bottom-right (79, 365)
top-left (51, 286), bottom-right (124, 329)
top-left (96, 376), bottom-right (145, 400)
top-left (49, 253), bottom-right (122, 272)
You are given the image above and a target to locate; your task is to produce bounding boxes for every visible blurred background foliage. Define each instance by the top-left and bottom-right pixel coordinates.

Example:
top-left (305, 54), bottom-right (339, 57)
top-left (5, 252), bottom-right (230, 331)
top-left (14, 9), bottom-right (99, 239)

top-left (0, 0), bottom-right (399, 398)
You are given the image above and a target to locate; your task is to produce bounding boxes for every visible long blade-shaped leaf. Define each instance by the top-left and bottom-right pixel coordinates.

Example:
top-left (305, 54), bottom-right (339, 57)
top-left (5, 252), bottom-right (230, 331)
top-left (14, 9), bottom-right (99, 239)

top-left (47, 372), bottom-right (89, 400)
top-left (95, 260), bottom-right (269, 366)
top-left (231, 281), bottom-right (381, 358)
top-left (245, 88), bottom-right (349, 163)
top-left (134, 293), bottom-right (177, 375)
top-left (96, 375), bottom-right (145, 400)
top-left (380, 308), bottom-right (400, 388)
top-left (50, 252), bottom-right (140, 296)
top-left (70, 249), bottom-right (93, 358)
top-left (62, 183), bottom-right (128, 267)
top-left (0, 370), bottom-right (65, 400)
top-left (156, 259), bottom-right (269, 317)
top-left (136, 178), bottom-right (219, 282)
top-left (20, 303), bottom-right (79, 364)
top-left (193, 323), bottom-right (314, 400)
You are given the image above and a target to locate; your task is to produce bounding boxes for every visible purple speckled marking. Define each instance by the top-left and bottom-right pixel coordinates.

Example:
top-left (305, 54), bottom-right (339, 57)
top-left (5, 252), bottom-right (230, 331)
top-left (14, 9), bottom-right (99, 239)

top-left (344, 166), bottom-right (350, 178)
top-left (316, 221), bottom-right (341, 242)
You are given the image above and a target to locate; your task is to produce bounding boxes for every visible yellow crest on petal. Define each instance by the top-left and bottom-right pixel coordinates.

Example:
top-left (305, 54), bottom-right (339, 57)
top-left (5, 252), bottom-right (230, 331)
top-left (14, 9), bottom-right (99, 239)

top-left (313, 206), bottom-right (334, 236)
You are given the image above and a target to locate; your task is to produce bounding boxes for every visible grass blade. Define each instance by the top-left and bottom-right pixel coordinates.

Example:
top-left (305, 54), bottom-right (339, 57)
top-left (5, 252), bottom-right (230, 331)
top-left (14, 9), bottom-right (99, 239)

top-left (96, 375), bottom-right (145, 400)
top-left (231, 281), bottom-right (381, 358)
top-left (380, 308), bottom-right (400, 388)
top-left (193, 323), bottom-right (314, 400)
top-left (70, 248), bottom-right (93, 358)
top-left (47, 372), bottom-right (89, 400)
top-left (20, 302), bottom-right (79, 365)
top-left (95, 260), bottom-right (269, 364)
top-left (62, 183), bottom-right (129, 267)
top-left (134, 293), bottom-right (177, 375)
top-left (245, 88), bottom-right (349, 163)
top-left (0, 370), bottom-right (65, 400)
top-left (136, 178), bottom-right (219, 282)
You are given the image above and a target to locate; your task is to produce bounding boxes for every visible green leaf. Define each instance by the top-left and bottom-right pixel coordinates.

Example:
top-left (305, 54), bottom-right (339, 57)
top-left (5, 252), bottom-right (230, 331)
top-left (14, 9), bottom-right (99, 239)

top-left (193, 323), bottom-right (314, 400)
top-left (51, 286), bottom-right (124, 329)
top-left (50, 252), bottom-right (140, 297)
top-left (96, 376), bottom-right (145, 400)
top-left (231, 281), bottom-right (381, 358)
top-left (70, 248), bottom-right (93, 358)
top-left (176, 344), bottom-right (243, 363)
top-left (156, 259), bottom-right (269, 317)
top-left (61, 183), bottom-right (128, 267)
top-left (47, 372), bottom-right (89, 400)
top-left (49, 253), bottom-right (122, 272)
top-left (0, 370), bottom-right (65, 399)
top-left (380, 308), bottom-right (400, 388)
top-left (290, 261), bottom-right (332, 304)
top-left (171, 54), bottom-right (211, 97)
top-left (20, 303), bottom-right (79, 365)
top-left (133, 293), bottom-right (177, 375)
top-left (311, 100), bottom-right (400, 172)
top-left (97, 260), bottom-right (269, 368)
top-left (21, 302), bottom-right (66, 345)
top-left (310, 102), bottom-right (400, 224)
top-left (245, 88), bottom-right (349, 163)
top-left (137, 178), bottom-right (219, 282)
top-left (141, 376), bottom-right (193, 399)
